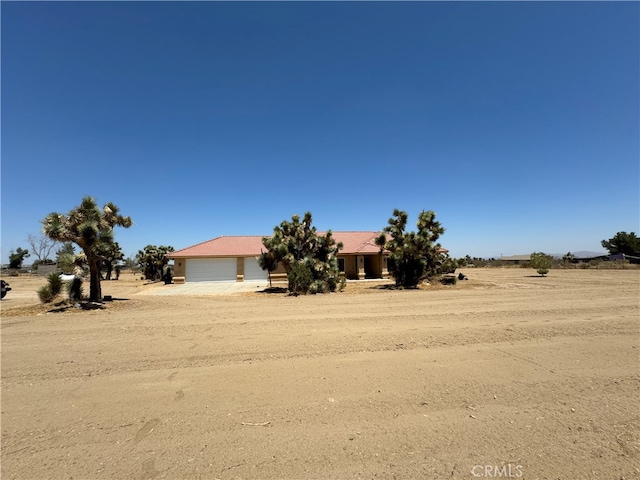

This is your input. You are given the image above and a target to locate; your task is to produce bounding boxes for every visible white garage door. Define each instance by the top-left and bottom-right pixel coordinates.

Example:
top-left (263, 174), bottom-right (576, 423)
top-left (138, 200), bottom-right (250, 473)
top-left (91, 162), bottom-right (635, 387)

top-left (244, 257), bottom-right (268, 281)
top-left (186, 258), bottom-right (237, 282)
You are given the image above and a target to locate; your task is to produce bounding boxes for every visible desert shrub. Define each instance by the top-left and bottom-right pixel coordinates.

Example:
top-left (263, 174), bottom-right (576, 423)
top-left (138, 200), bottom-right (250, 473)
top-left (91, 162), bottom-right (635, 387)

top-left (37, 285), bottom-right (55, 303)
top-left (530, 252), bottom-right (553, 276)
top-left (437, 256), bottom-right (457, 275)
top-left (47, 272), bottom-right (63, 296)
top-left (440, 275), bottom-right (457, 286)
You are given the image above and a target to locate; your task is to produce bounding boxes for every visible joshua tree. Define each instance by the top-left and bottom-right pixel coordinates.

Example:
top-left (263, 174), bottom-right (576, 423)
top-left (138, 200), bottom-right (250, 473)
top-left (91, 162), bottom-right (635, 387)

top-left (375, 209), bottom-right (446, 288)
top-left (102, 241), bottom-right (125, 280)
top-left (262, 212), bottom-right (343, 295)
top-left (42, 196), bottom-right (132, 302)
top-left (136, 245), bottom-right (175, 280)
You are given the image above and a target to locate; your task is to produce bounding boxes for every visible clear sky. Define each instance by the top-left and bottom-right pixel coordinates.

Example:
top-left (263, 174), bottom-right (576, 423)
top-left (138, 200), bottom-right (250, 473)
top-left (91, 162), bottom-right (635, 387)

top-left (2, 1), bottom-right (638, 263)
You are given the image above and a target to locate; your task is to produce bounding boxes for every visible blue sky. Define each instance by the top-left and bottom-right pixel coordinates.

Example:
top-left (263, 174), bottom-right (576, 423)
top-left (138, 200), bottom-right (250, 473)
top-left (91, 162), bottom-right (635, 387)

top-left (2, 1), bottom-right (638, 263)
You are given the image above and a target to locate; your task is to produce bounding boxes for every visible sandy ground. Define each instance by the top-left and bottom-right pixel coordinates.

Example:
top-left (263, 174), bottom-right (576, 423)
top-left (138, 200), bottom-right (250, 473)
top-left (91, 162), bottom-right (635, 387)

top-left (1, 268), bottom-right (638, 480)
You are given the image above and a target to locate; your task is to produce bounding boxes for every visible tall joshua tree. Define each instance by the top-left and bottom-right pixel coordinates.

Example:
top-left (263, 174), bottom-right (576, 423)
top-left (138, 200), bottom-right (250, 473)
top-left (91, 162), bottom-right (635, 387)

top-left (262, 212), bottom-right (343, 295)
top-left (376, 209), bottom-right (446, 288)
top-left (42, 196), bottom-right (133, 302)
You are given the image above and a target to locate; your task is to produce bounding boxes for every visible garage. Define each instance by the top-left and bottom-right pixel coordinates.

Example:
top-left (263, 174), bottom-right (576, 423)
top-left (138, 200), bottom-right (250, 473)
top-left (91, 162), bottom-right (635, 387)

top-left (243, 257), bottom-right (268, 281)
top-left (185, 258), bottom-right (237, 282)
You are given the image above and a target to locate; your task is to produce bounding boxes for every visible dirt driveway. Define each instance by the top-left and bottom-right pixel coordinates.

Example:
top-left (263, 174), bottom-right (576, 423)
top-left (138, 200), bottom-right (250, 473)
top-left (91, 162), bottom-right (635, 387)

top-left (1, 268), bottom-right (638, 479)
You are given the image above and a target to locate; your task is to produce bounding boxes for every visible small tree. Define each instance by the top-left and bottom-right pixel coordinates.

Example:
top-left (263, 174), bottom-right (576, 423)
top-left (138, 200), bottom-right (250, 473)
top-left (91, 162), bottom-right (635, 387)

top-left (9, 248), bottom-right (30, 269)
top-left (530, 252), bottom-right (553, 276)
top-left (42, 196), bottom-right (132, 302)
top-left (102, 241), bottom-right (124, 280)
top-left (258, 250), bottom-right (278, 287)
top-left (261, 212), bottom-right (343, 295)
top-left (136, 245), bottom-right (175, 280)
top-left (375, 209), bottom-right (446, 288)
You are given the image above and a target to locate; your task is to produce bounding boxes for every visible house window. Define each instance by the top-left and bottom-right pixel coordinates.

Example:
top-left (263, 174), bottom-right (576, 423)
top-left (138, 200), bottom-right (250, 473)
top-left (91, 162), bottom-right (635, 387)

top-left (338, 258), bottom-right (345, 272)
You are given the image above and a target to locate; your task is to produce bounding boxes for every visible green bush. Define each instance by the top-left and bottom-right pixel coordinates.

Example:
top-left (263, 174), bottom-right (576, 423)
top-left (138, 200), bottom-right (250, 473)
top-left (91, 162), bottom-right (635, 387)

top-left (437, 257), bottom-right (457, 275)
top-left (47, 272), bottom-right (63, 296)
top-left (440, 275), bottom-right (457, 286)
top-left (37, 285), bottom-right (55, 303)
top-left (530, 252), bottom-right (553, 276)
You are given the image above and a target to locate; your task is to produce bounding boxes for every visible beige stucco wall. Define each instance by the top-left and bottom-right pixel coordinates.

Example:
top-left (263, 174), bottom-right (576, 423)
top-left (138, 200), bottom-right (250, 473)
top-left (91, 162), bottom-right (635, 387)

top-left (237, 257), bottom-right (244, 281)
top-left (339, 254), bottom-right (388, 280)
top-left (171, 254), bottom-right (388, 283)
top-left (172, 257), bottom-right (186, 283)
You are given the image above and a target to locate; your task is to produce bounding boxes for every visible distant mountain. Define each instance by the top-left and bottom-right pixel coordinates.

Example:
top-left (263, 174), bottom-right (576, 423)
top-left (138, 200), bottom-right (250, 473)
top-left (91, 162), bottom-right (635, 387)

top-left (574, 251), bottom-right (608, 257)
top-left (480, 251), bottom-right (609, 260)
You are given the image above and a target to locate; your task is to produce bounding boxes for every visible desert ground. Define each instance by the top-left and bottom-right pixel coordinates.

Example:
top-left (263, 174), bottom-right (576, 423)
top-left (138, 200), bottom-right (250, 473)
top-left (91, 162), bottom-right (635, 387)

top-left (1, 268), bottom-right (638, 480)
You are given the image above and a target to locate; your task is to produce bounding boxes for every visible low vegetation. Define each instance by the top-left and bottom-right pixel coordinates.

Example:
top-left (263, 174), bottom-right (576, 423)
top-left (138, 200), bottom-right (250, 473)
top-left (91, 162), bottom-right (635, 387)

top-left (530, 252), bottom-right (553, 276)
top-left (37, 272), bottom-right (83, 304)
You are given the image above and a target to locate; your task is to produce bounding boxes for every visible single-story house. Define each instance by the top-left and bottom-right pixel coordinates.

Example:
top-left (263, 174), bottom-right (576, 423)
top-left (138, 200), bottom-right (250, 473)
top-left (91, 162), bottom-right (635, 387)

top-left (168, 231), bottom-right (393, 284)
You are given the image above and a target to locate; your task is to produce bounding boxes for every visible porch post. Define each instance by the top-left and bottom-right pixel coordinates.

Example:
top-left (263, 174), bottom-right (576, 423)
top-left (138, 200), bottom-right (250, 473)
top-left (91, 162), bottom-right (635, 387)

top-left (381, 255), bottom-right (389, 278)
top-left (357, 255), bottom-right (365, 280)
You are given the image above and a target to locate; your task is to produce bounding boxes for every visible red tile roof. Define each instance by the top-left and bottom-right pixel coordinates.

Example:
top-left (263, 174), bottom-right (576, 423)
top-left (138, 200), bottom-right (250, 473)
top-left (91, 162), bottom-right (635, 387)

top-left (329, 231), bottom-right (384, 254)
top-left (168, 231), bottom-right (387, 258)
top-left (168, 236), bottom-right (266, 257)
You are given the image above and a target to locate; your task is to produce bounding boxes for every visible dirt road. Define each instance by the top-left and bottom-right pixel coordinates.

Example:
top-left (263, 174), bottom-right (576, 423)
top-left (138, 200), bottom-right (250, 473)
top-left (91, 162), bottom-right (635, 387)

top-left (1, 268), bottom-right (638, 479)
